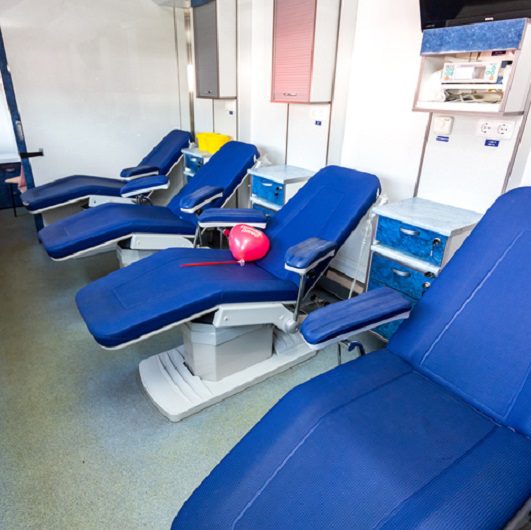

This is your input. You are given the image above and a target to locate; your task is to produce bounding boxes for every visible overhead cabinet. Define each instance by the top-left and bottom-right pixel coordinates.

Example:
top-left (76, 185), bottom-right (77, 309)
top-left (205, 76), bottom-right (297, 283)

top-left (193, 0), bottom-right (236, 99)
top-left (271, 0), bottom-right (340, 104)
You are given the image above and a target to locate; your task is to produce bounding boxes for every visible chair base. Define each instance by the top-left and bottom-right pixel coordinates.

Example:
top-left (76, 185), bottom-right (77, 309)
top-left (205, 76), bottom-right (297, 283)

top-left (139, 330), bottom-right (315, 422)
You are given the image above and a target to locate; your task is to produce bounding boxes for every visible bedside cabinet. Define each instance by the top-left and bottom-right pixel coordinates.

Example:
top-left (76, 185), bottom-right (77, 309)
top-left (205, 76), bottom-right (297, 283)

top-left (249, 165), bottom-right (314, 215)
top-left (368, 198), bottom-right (482, 340)
top-left (182, 146), bottom-right (211, 182)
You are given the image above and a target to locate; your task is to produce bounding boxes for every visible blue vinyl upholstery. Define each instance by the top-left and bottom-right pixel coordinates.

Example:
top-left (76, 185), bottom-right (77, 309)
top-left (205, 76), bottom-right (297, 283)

top-left (301, 287), bottom-right (412, 347)
top-left (259, 166), bottom-right (380, 286)
top-left (120, 175), bottom-right (169, 197)
top-left (285, 237), bottom-right (336, 271)
top-left (39, 141), bottom-right (258, 259)
top-left (198, 208), bottom-right (267, 227)
top-left (76, 249), bottom-right (298, 348)
top-left (172, 188), bottom-right (531, 529)
top-left (179, 185), bottom-right (223, 211)
top-left (75, 166), bottom-right (381, 347)
top-left (21, 129), bottom-right (191, 212)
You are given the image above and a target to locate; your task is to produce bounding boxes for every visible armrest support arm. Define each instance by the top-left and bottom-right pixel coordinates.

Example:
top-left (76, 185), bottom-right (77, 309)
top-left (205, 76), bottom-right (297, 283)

top-left (198, 208), bottom-right (267, 229)
top-left (120, 175), bottom-right (169, 198)
top-left (120, 165), bottom-right (160, 180)
top-left (285, 238), bottom-right (336, 275)
top-left (180, 185), bottom-right (224, 214)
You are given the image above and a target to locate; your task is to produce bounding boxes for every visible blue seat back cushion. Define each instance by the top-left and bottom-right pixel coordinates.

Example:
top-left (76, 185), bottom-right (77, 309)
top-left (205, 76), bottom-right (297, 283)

top-left (389, 187), bottom-right (531, 438)
top-left (167, 141), bottom-right (259, 224)
top-left (257, 166), bottom-right (380, 287)
top-left (138, 129), bottom-right (191, 175)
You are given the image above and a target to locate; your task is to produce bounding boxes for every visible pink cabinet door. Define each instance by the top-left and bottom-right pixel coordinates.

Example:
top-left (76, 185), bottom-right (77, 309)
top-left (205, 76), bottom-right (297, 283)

top-left (271, 0), bottom-right (316, 103)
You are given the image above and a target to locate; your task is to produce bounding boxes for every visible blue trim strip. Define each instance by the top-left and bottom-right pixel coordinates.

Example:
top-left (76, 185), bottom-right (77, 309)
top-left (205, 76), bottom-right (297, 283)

top-left (421, 18), bottom-right (527, 55)
top-left (0, 28), bottom-right (42, 229)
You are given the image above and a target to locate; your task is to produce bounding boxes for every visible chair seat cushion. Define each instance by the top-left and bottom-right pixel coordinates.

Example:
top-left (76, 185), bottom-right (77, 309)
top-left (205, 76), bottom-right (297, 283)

top-left (76, 248), bottom-right (299, 348)
top-left (38, 203), bottom-right (194, 259)
top-left (20, 175), bottom-right (124, 212)
top-left (301, 287), bottom-right (412, 347)
top-left (172, 349), bottom-right (531, 530)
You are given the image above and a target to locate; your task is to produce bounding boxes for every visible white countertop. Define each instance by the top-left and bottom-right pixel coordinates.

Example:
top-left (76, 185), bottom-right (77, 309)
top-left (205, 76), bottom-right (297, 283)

top-left (373, 197), bottom-right (482, 236)
top-left (249, 164), bottom-right (314, 184)
top-left (182, 146), bottom-right (211, 159)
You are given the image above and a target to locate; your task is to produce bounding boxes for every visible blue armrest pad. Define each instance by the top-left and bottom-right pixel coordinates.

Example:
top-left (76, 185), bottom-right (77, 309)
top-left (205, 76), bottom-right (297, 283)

top-left (180, 185), bottom-right (224, 212)
top-left (120, 175), bottom-right (169, 197)
top-left (198, 208), bottom-right (267, 227)
top-left (120, 165), bottom-right (160, 179)
top-left (285, 238), bottom-right (336, 271)
top-left (301, 287), bottom-right (412, 347)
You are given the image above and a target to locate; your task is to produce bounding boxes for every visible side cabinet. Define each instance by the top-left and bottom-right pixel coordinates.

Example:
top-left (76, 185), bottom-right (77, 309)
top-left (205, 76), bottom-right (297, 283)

top-left (367, 198), bottom-right (481, 341)
top-left (271, 0), bottom-right (340, 104)
top-left (193, 0), bottom-right (236, 99)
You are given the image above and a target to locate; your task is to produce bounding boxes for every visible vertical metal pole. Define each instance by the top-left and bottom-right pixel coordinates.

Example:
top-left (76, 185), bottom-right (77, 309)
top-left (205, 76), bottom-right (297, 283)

top-left (293, 273), bottom-right (307, 321)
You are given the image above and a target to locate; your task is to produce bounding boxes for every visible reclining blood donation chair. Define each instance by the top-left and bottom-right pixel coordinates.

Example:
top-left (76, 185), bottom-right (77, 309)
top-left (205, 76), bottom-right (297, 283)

top-left (171, 187), bottom-right (531, 530)
top-left (21, 129), bottom-right (192, 216)
top-left (38, 141), bottom-right (261, 263)
top-left (75, 165), bottom-right (381, 421)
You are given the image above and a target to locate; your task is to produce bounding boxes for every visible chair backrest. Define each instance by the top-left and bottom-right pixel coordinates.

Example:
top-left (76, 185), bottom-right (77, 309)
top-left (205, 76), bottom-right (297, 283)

top-left (138, 129), bottom-right (192, 175)
top-left (257, 166), bottom-right (381, 286)
top-left (168, 141), bottom-right (259, 223)
top-left (388, 187), bottom-right (531, 438)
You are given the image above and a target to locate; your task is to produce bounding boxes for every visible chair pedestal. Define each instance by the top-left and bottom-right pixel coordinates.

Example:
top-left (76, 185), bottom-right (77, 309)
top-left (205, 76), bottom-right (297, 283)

top-left (139, 329), bottom-right (315, 422)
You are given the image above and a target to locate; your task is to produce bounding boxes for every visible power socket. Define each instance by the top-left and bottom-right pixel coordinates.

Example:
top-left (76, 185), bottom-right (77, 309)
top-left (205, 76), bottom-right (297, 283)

top-left (477, 119), bottom-right (516, 140)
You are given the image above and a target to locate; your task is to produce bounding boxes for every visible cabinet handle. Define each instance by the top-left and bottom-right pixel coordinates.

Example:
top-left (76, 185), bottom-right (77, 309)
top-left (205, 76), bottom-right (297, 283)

top-left (400, 227), bottom-right (420, 237)
top-left (392, 268), bottom-right (411, 278)
top-left (261, 182), bottom-right (273, 187)
top-left (283, 92), bottom-right (298, 97)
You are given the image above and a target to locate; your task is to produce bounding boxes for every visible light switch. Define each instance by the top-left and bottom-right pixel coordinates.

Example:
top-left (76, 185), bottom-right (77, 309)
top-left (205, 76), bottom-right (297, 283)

top-left (433, 115), bottom-right (454, 135)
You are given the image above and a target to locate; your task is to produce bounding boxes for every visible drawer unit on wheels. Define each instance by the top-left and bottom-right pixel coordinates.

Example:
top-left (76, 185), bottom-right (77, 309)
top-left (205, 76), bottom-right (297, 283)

top-left (182, 146), bottom-right (211, 182)
top-left (249, 164), bottom-right (314, 216)
top-left (367, 197), bottom-right (481, 341)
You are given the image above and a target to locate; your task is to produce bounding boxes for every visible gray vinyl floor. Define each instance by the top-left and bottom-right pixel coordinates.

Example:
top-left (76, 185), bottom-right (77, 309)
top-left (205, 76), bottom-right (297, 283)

top-left (0, 208), bottom-right (381, 529)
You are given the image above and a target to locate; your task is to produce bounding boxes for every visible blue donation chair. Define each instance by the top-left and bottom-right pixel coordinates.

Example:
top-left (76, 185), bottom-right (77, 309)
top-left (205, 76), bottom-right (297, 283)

top-left (75, 166), bottom-right (381, 421)
top-left (38, 141), bottom-right (260, 260)
top-left (171, 187), bottom-right (531, 529)
top-left (21, 129), bottom-right (192, 214)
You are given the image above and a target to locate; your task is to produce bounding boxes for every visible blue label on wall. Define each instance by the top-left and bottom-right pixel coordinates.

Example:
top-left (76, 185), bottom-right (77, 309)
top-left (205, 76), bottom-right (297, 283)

top-left (485, 139), bottom-right (500, 147)
top-left (436, 135), bottom-right (450, 142)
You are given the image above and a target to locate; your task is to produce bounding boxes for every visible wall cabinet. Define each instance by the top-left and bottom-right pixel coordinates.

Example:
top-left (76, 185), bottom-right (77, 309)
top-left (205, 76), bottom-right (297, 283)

top-left (271, 0), bottom-right (340, 104)
top-left (193, 0), bottom-right (236, 99)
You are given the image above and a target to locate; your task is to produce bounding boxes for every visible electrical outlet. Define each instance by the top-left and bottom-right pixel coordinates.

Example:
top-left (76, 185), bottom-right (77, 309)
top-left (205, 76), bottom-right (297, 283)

top-left (477, 119), bottom-right (516, 140)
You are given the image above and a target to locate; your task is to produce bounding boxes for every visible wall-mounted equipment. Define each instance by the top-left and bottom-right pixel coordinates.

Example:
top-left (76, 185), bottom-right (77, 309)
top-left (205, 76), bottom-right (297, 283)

top-left (193, 0), bottom-right (236, 99)
top-left (271, 0), bottom-right (340, 104)
top-left (420, 0), bottom-right (531, 30)
top-left (414, 18), bottom-right (531, 114)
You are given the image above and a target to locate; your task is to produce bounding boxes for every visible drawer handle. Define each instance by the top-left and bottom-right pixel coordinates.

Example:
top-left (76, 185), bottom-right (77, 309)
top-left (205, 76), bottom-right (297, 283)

top-left (261, 182), bottom-right (273, 187)
top-left (400, 227), bottom-right (420, 237)
top-left (283, 92), bottom-right (298, 97)
top-left (392, 268), bottom-right (411, 278)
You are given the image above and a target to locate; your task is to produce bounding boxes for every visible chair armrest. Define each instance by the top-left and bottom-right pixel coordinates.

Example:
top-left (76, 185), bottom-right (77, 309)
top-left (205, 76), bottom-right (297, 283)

top-left (180, 185), bottom-right (224, 214)
top-left (300, 287), bottom-right (413, 349)
top-left (285, 238), bottom-right (336, 275)
top-left (120, 165), bottom-right (160, 180)
top-left (120, 175), bottom-right (169, 198)
top-left (198, 208), bottom-right (267, 229)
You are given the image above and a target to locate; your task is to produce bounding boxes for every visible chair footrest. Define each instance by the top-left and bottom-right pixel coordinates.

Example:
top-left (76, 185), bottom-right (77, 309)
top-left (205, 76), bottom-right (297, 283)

top-left (301, 287), bottom-right (412, 348)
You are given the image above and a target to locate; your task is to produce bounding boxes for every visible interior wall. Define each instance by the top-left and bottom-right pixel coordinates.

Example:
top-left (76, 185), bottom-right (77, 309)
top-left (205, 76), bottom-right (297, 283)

top-left (0, 0), bottom-right (182, 185)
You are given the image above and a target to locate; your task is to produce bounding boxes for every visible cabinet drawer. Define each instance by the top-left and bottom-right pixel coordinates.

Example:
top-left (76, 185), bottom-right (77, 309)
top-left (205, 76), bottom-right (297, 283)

top-left (251, 176), bottom-right (285, 206)
top-left (369, 253), bottom-right (434, 300)
top-left (376, 216), bottom-right (447, 267)
top-left (184, 154), bottom-right (204, 175)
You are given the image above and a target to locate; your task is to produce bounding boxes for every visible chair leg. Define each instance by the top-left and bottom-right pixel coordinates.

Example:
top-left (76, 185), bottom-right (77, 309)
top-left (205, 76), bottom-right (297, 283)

top-left (337, 343), bottom-right (342, 365)
top-left (10, 184), bottom-right (17, 217)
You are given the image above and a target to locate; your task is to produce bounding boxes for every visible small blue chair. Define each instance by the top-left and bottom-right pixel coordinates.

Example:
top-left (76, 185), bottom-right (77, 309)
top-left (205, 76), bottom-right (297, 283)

top-left (171, 187), bottom-right (531, 529)
top-left (38, 141), bottom-right (259, 260)
top-left (21, 129), bottom-right (191, 214)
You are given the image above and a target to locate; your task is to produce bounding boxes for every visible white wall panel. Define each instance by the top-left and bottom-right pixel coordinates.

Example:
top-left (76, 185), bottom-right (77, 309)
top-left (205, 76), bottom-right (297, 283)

top-left (0, 0), bottom-right (182, 185)
top-left (286, 104), bottom-right (330, 171)
top-left (213, 99), bottom-right (237, 138)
